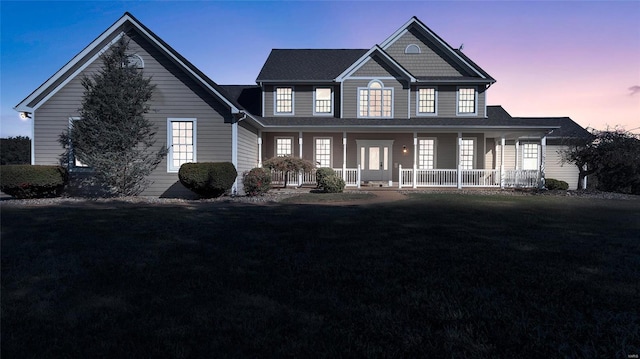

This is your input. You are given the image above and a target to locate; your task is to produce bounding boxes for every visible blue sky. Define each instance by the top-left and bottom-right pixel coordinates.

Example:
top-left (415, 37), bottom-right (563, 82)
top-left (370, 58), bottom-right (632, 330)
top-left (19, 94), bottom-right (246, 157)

top-left (1, 0), bottom-right (639, 138)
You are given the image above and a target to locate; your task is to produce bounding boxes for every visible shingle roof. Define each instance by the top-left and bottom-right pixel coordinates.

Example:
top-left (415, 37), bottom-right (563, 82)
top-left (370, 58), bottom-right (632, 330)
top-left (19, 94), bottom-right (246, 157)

top-left (251, 106), bottom-right (559, 130)
top-left (515, 117), bottom-right (591, 139)
top-left (256, 49), bottom-right (368, 82)
top-left (219, 85), bottom-right (262, 115)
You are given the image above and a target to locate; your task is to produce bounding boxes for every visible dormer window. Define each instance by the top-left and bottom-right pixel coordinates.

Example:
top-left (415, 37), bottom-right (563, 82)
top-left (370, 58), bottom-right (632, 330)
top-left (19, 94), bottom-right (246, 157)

top-left (405, 44), bottom-right (421, 54)
top-left (358, 80), bottom-right (393, 118)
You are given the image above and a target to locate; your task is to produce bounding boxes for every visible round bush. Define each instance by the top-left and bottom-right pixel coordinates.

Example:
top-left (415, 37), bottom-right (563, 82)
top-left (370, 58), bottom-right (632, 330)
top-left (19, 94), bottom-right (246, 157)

top-left (545, 178), bottom-right (569, 190)
top-left (243, 167), bottom-right (272, 196)
top-left (0, 165), bottom-right (68, 198)
top-left (315, 167), bottom-right (335, 188)
top-left (178, 162), bottom-right (237, 198)
top-left (319, 174), bottom-right (345, 193)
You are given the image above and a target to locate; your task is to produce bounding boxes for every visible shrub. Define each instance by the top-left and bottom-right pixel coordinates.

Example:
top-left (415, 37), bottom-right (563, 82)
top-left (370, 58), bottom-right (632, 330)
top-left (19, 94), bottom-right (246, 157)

top-left (545, 178), bottom-right (569, 190)
top-left (315, 167), bottom-right (335, 188)
top-left (178, 162), bottom-right (237, 198)
top-left (0, 165), bottom-right (68, 198)
top-left (243, 167), bottom-right (272, 196)
top-left (319, 174), bottom-right (345, 193)
top-left (263, 156), bottom-right (315, 187)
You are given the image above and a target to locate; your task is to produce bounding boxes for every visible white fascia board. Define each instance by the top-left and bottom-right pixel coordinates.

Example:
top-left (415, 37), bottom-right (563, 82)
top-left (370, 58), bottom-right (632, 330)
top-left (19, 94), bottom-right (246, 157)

top-left (335, 46), bottom-right (415, 82)
top-left (380, 17), bottom-right (486, 80)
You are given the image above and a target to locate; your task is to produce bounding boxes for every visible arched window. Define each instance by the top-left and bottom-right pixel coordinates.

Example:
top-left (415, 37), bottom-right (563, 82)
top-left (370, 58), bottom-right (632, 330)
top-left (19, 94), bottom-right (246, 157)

top-left (125, 54), bottom-right (144, 69)
top-left (358, 80), bottom-right (393, 118)
top-left (405, 44), bottom-right (421, 54)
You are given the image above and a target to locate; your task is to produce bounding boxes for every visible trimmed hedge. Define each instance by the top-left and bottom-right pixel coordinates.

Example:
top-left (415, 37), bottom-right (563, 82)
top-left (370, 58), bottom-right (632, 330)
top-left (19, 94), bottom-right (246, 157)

top-left (319, 174), bottom-right (345, 193)
top-left (0, 165), bottom-right (68, 198)
top-left (178, 162), bottom-right (237, 198)
top-left (545, 178), bottom-right (569, 190)
top-left (315, 167), bottom-right (335, 188)
top-left (243, 167), bottom-right (272, 196)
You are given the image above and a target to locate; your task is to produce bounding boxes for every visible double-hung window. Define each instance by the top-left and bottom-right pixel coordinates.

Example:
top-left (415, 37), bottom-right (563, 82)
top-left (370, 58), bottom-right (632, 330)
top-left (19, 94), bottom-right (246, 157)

top-left (459, 138), bottom-right (475, 170)
top-left (314, 138), bottom-right (331, 167)
top-left (314, 88), bottom-right (332, 115)
top-left (168, 119), bottom-right (196, 172)
top-left (275, 87), bottom-right (293, 114)
top-left (417, 88), bottom-right (436, 115)
top-left (418, 138), bottom-right (436, 169)
top-left (275, 137), bottom-right (293, 157)
top-left (457, 87), bottom-right (476, 115)
top-left (359, 80), bottom-right (392, 118)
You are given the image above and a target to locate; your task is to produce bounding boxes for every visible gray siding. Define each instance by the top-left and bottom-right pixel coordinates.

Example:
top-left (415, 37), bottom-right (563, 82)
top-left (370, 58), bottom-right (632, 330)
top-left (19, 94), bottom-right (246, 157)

top-left (34, 33), bottom-right (233, 197)
top-left (385, 28), bottom-right (467, 77)
top-left (417, 85), bottom-right (486, 118)
top-left (353, 55), bottom-right (404, 78)
top-left (236, 122), bottom-right (259, 194)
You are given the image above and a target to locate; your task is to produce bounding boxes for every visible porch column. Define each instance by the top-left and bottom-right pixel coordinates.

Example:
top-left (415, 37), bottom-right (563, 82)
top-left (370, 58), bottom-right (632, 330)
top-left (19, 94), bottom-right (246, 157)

top-left (257, 131), bottom-right (263, 168)
top-left (342, 131), bottom-right (347, 181)
top-left (232, 122), bottom-right (238, 195)
top-left (500, 137), bottom-right (505, 189)
top-left (539, 136), bottom-right (547, 189)
top-left (457, 132), bottom-right (462, 189)
top-left (298, 132), bottom-right (303, 186)
top-left (413, 132), bottom-right (417, 189)
top-left (515, 139), bottom-right (519, 170)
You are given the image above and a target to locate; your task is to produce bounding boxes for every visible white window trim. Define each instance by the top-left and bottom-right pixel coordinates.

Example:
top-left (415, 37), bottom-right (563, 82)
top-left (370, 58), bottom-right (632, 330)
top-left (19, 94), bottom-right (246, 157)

top-left (274, 136), bottom-right (294, 157)
top-left (418, 137), bottom-right (437, 169)
top-left (274, 87), bottom-right (295, 116)
top-left (313, 87), bottom-right (334, 116)
top-left (416, 87), bottom-right (438, 117)
top-left (522, 142), bottom-right (540, 170)
top-left (167, 118), bottom-right (197, 173)
top-left (405, 44), bottom-right (421, 54)
top-left (456, 87), bottom-right (477, 116)
top-left (313, 137), bottom-right (333, 168)
top-left (460, 137), bottom-right (477, 170)
top-left (357, 80), bottom-right (394, 118)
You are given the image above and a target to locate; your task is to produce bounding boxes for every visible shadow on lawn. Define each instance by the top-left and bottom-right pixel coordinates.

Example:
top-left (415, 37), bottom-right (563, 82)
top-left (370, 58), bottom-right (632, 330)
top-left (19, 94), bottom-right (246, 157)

top-left (2, 196), bottom-right (639, 358)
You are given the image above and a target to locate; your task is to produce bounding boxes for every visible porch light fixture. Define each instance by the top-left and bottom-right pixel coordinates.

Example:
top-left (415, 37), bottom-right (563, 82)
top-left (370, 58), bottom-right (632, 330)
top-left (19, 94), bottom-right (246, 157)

top-left (402, 145), bottom-right (408, 154)
top-left (19, 112), bottom-right (31, 120)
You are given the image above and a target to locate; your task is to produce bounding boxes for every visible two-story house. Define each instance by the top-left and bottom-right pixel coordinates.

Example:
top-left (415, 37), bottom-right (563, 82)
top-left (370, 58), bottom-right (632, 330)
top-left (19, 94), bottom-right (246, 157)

top-left (14, 13), bottom-right (589, 196)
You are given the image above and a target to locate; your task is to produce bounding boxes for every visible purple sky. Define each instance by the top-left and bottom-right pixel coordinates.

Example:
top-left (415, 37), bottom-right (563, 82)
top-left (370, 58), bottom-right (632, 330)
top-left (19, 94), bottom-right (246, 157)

top-left (1, 1), bottom-right (639, 138)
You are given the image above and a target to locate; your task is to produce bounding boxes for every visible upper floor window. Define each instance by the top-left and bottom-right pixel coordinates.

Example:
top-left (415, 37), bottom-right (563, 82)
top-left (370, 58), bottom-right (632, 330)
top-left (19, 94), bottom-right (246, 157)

top-left (314, 87), bottom-right (332, 115)
top-left (405, 44), bottom-right (421, 54)
top-left (358, 80), bottom-right (393, 118)
top-left (275, 137), bottom-right (293, 157)
top-left (457, 87), bottom-right (476, 115)
top-left (275, 87), bottom-right (293, 114)
top-left (417, 88), bottom-right (436, 115)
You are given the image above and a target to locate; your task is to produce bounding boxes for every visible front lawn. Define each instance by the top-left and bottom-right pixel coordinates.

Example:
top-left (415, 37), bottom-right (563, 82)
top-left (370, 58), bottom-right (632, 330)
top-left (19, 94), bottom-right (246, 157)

top-left (1, 194), bottom-right (638, 358)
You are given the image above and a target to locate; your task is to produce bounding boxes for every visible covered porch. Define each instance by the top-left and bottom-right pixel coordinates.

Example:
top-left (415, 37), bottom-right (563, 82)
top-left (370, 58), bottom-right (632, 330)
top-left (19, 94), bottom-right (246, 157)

top-left (262, 129), bottom-right (550, 189)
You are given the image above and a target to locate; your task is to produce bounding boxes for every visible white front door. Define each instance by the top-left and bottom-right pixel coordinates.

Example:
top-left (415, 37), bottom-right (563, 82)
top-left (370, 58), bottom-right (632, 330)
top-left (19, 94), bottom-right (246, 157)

top-left (357, 140), bottom-right (394, 183)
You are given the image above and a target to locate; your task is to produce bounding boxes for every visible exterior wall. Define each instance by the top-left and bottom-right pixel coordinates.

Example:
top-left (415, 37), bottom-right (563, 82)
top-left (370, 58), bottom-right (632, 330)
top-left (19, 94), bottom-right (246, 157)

top-left (236, 121), bottom-right (259, 194)
top-left (545, 145), bottom-right (580, 189)
top-left (385, 27), bottom-right (468, 77)
top-left (262, 84), bottom-right (338, 117)
top-left (33, 32), bottom-right (233, 197)
top-left (352, 55), bottom-right (404, 78)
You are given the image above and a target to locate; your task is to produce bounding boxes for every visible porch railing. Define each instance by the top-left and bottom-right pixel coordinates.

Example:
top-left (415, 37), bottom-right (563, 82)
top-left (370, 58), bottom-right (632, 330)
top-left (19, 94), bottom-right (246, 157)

top-left (399, 166), bottom-right (539, 189)
top-left (270, 167), bottom-right (361, 187)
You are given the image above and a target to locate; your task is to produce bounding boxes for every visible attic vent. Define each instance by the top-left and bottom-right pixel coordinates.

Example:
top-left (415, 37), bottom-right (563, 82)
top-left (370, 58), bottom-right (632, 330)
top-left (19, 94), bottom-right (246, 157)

top-left (405, 44), bottom-right (421, 54)
top-left (125, 54), bottom-right (144, 69)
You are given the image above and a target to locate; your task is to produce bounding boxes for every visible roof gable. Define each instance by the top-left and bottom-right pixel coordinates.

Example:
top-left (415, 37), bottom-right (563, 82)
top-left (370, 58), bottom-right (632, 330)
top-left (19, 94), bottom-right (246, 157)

top-left (15, 12), bottom-right (240, 113)
top-left (335, 45), bottom-right (415, 82)
top-left (380, 17), bottom-right (495, 83)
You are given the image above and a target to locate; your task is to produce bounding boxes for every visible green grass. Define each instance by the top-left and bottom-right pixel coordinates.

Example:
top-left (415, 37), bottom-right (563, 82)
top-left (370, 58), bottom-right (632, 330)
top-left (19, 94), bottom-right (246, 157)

top-left (279, 191), bottom-right (376, 203)
top-left (2, 194), bottom-right (639, 358)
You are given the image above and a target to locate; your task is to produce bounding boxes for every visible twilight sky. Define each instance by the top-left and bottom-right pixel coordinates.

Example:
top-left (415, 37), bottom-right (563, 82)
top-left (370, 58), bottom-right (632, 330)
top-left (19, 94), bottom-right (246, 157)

top-left (1, 1), bottom-right (639, 138)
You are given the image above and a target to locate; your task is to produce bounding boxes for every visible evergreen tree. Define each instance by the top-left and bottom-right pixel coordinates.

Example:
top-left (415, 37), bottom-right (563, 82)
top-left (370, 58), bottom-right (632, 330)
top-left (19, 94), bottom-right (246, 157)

top-left (60, 37), bottom-right (166, 196)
